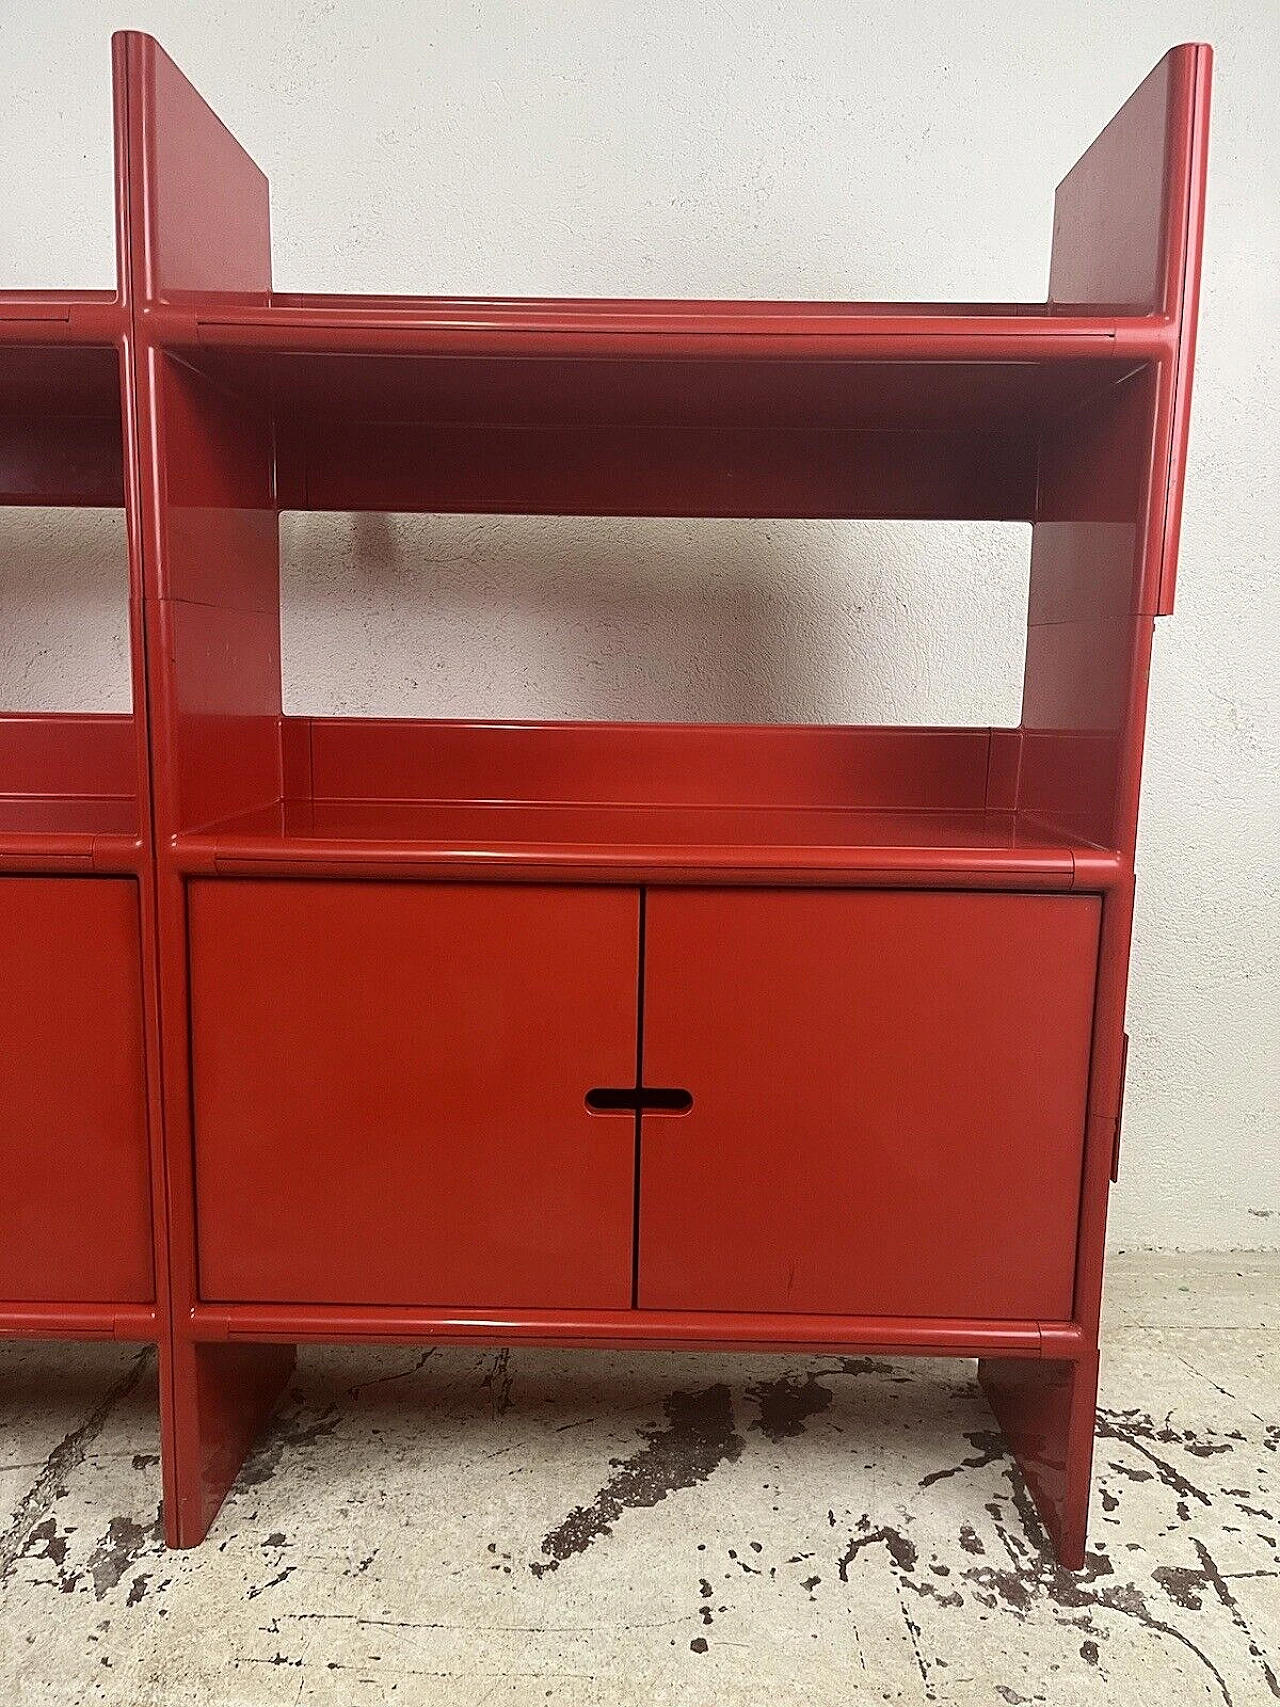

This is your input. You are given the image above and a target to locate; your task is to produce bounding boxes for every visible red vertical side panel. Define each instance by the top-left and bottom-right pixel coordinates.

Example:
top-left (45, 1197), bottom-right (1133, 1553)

top-left (121, 25), bottom-right (283, 834)
top-left (638, 890), bottom-right (1099, 1320)
top-left (980, 1350), bottom-right (1101, 1572)
top-left (1020, 366), bottom-right (1157, 851)
top-left (1155, 48), bottom-right (1211, 616)
top-left (0, 880), bottom-right (152, 1302)
top-left (116, 29), bottom-right (287, 1545)
top-left (146, 353), bottom-right (282, 832)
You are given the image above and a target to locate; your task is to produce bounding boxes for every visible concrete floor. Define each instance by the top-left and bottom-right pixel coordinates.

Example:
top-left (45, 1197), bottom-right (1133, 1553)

top-left (0, 1253), bottom-right (1276, 1706)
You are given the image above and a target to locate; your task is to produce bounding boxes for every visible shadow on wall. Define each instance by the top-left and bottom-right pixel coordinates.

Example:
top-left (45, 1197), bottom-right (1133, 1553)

top-left (280, 513), bottom-right (1032, 726)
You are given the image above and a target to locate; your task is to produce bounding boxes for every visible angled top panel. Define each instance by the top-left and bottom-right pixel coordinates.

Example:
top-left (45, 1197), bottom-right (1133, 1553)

top-left (1049, 44), bottom-right (1211, 319)
top-left (117, 31), bottom-right (271, 307)
top-left (1048, 43), bottom-right (1210, 615)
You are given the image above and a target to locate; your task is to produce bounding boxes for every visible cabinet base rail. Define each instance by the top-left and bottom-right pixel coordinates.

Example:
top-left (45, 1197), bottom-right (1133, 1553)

top-left (0, 1302), bottom-right (157, 1341)
top-left (188, 1303), bottom-right (1085, 1360)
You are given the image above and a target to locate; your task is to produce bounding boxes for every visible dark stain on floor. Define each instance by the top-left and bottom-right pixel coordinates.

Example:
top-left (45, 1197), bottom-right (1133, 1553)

top-left (4, 1336), bottom-right (1276, 1702)
top-left (86, 1512), bottom-right (164, 1602)
top-left (481, 1347), bottom-right (515, 1418)
top-left (825, 1400), bottom-right (1280, 1707)
top-left (533, 1384), bottom-right (744, 1575)
top-left (919, 1429), bottom-right (1006, 1489)
top-left (522, 1356), bottom-right (1275, 1703)
top-left (747, 1372), bottom-right (834, 1441)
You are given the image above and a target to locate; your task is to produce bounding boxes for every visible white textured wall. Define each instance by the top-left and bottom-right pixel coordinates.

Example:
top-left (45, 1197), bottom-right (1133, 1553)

top-left (0, 510), bottom-right (130, 710)
top-left (280, 515), bottom-right (1028, 725)
top-left (0, 1), bottom-right (1275, 1248)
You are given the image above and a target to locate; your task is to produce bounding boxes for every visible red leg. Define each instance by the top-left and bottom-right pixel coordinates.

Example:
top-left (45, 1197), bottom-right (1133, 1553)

top-left (163, 1337), bottom-right (295, 1547)
top-left (978, 1349), bottom-right (1099, 1570)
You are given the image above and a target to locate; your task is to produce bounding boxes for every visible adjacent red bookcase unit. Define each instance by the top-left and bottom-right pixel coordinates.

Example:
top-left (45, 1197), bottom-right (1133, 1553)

top-left (0, 41), bottom-right (164, 1353)
top-left (5, 34), bottom-right (1210, 1567)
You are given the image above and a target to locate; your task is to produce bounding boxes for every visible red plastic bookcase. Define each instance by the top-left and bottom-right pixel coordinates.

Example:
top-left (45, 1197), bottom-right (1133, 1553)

top-left (7, 35), bottom-right (1211, 1567)
top-left (0, 40), bottom-right (165, 1361)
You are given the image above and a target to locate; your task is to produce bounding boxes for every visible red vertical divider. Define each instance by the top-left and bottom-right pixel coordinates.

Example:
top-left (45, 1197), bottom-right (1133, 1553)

top-left (106, 30), bottom-right (169, 1426)
top-left (983, 44), bottom-right (1211, 1570)
top-left (116, 31), bottom-right (293, 1546)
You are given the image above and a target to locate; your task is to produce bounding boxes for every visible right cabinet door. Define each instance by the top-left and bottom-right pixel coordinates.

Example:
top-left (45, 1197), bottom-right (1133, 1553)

top-left (638, 890), bottom-right (1100, 1320)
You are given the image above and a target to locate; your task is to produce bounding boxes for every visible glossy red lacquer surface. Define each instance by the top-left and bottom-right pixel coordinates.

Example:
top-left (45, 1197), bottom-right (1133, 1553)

top-left (195, 1303), bottom-right (1075, 1359)
top-left (171, 721), bottom-right (1117, 888)
top-left (637, 890), bottom-right (1100, 1318)
top-left (189, 882), bottom-right (640, 1308)
top-left (981, 1350), bottom-right (1102, 1570)
top-left (102, 27), bottom-right (1211, 1564)
top-left (0, 35), bottom-right (167, 1367)
top-left (0, 343), bottom-right (124, 505)
top-left (0, 714), bottom-right (140, 868)
top-left (0, 880), bottom-right (152, 1301)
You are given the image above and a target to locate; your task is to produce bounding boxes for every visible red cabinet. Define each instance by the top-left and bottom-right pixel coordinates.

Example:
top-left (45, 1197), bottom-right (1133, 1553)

top-left (189, 881), bottom-right (640, 1308)
top-left (191, 881), bottom-right (1099, 1324)
top-left (0, 879), bottom-right (152, 1302)
top-left (637, 890), bottom-right (1100, 1320)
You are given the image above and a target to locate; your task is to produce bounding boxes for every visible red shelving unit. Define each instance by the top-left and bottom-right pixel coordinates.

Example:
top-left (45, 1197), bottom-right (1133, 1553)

top-left (0, 45), bottom-right (165, 1351)
top-left (38, 33), bottom-right (1209, 1564)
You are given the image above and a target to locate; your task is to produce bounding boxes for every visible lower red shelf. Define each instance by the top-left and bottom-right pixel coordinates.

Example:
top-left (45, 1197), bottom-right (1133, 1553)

top-left (175, 798), bottom-right (1118, 888)
top-left (0, 716), bottom-right (142, 869)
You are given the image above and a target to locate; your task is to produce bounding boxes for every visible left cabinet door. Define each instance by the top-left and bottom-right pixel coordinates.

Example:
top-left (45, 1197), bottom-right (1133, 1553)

top-left (0, 880), bottom-right (152, 1302)
top-left (189, 881), bottom-right (640, 1309)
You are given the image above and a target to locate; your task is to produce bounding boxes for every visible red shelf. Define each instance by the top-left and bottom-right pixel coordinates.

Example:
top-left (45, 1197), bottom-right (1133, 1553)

top-left (162, 719), bottom-right (1116, 886)
top-left (163, 292), bottom-right (1175, 357)
top-left (0, 337), bottom-right (125, 506)
top-left (0, 1301), bottom-right (156, 1342)
top-left (154, 297), bottom-right (1161, 523)
top-left (178, 799), bottom-right (1111, 888)
top-left (0, 715), bottom-right (142, 869)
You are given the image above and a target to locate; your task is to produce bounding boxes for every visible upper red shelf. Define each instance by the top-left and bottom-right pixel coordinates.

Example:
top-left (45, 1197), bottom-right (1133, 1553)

top-left (155, 292), bottom-right (1175, 365)
top-left (0, 333), bottom-right (125, 505)
top-left (156, 307), bottom-right (1157, 520)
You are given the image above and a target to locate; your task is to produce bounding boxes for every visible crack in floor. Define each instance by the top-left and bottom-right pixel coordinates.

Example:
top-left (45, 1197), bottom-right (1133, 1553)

top-left (0, 1348), bottom-right (153, 1584)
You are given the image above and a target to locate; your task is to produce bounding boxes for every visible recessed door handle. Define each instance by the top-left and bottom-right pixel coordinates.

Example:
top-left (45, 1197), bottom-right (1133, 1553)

top-left (585, 1086), bottom-right (693, 1115)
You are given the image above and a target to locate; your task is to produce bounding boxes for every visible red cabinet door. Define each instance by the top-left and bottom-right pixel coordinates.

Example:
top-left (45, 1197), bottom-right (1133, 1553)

top-left (638, 890), bottom-right (1099, 1320)
top-left (190, 881), bottom-right (639, 1308)
top-left (0, 879), bottom-right (152, 1303)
